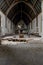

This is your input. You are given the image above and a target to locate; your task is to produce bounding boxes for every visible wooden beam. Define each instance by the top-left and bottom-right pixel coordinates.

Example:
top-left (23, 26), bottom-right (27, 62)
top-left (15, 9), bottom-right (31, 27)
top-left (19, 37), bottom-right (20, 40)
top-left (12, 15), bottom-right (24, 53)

top-left (29, 0), bottom-right (37, 15)
top-left (12, 11), bottom-right (20, 21)
top-left (22, 1), bottom-right (36, 15)
top-left (5, 0), bottom-right (10, 6)
top-left (5, 1), bottom-right (36, 15)
top-left (12, 11), bottom-right (32, 22)
top-left (23, 11), bottom-right (32, 21)
top-left (33, 0), bottom-right (37, 7)
top-left (5, 0), bottom-right (18, 15)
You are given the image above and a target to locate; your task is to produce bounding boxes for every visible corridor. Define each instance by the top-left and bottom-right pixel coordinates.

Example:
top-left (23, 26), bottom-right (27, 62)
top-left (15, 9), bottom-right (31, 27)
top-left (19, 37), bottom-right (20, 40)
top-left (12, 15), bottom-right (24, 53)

top-left (0, 0), bottom-right (43, 65)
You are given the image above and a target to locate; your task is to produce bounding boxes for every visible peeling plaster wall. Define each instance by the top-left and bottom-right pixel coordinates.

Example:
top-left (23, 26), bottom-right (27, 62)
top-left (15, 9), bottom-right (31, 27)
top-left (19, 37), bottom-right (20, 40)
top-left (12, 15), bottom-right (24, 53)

top-left (28, 13), bottom-right (42, 36)
top-left (38, 13), bottom-right (42, 36)
top-left (28, 18), bottom-right (36, 33)
top-left (31, 18), bottom-right (36, 33)
top-left (0, 11), bottom-right (14, 35)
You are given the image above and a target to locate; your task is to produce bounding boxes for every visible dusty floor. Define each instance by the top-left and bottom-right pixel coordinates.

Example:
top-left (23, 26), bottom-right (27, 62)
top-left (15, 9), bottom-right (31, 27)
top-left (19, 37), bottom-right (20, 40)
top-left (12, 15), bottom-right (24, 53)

top-left (0, 39), bottom-right (43, 65)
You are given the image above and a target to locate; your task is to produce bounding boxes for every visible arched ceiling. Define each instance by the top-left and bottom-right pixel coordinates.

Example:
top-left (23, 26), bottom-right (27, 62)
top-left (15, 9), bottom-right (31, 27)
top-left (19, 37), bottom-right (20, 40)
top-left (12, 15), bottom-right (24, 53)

top-left (0, 0), bottom-right (41, 25)
top-left (12, 11), bottom-right (30, 25)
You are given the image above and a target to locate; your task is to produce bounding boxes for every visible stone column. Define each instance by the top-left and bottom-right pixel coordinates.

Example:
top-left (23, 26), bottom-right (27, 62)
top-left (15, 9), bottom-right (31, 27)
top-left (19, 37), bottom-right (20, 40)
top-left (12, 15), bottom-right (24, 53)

top-left (41, 0), bottom-right (43, 37)
top-left (36, 17), bottom-right (38, 33)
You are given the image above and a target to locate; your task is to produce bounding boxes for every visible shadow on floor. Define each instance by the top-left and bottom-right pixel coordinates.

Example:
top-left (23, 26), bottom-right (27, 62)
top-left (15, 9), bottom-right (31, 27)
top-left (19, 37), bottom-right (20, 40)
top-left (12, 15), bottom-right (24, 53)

top-left (0, 43), bottom-right (43, 65)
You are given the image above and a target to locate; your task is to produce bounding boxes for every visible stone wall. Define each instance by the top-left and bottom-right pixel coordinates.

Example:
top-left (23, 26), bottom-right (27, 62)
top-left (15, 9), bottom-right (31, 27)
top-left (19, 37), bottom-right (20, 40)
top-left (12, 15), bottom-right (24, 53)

top-left (0, 11), bottom-right (14, 35)
top-left (28, 13), bottom-right (42, 36)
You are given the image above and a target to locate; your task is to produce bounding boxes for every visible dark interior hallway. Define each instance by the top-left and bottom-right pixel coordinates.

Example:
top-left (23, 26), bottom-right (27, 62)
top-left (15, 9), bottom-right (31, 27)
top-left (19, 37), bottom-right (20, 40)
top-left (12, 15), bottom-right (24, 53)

top-left (0, 0), bottom-right (43, 65)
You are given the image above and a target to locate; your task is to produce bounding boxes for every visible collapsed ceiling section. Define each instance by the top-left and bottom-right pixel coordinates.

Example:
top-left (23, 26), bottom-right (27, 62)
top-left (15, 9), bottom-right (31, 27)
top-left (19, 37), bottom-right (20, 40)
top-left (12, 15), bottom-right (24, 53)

top-left (0, 0), bottom-right (41, 25)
